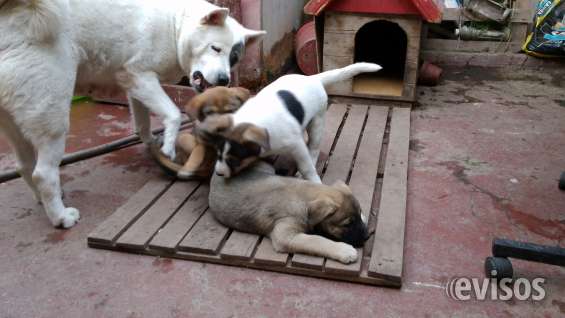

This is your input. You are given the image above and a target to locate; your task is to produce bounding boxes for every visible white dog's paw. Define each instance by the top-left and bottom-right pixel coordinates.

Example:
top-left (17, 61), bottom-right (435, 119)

top-left (160, 143), bottom-right (176, 160)
top-left (53, 207), bottom-right (80, 229)
top-left (336, 243), bottom-right (358, 264)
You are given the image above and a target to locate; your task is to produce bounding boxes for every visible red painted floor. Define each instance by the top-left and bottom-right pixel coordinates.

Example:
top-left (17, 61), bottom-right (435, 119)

top-left (0, 67), bottom-right (563, 317)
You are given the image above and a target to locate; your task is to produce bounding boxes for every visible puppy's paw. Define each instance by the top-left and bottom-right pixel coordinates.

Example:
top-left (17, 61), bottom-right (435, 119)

top-left (336, 243), bottom-right (358, 264)
top-left (53, 207), bottom-right (80, 229)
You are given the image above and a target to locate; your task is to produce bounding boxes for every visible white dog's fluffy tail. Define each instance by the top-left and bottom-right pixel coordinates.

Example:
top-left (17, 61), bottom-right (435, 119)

top-left (311, 62), bottom-right (382, 88)
top-left (6, 0), bottom-right (61, 43)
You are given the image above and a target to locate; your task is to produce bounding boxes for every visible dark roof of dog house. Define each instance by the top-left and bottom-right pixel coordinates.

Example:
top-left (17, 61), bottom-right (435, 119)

top-left (304, 0), bottom-right (442, 23)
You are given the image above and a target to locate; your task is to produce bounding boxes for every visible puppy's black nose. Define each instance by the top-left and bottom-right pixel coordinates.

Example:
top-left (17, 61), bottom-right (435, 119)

top-left (216, 172), bottom-right (224, 177)
top-left (217, 74), bottom-right (230, 86)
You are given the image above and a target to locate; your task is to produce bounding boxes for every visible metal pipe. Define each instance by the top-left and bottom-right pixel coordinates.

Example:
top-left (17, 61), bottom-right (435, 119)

top-left (0, 121), bottom-right (193, 184)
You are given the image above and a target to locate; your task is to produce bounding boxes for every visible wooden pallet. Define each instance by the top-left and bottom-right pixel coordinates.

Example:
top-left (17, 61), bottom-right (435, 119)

top-left (88, 104), bottom-right (411, 287)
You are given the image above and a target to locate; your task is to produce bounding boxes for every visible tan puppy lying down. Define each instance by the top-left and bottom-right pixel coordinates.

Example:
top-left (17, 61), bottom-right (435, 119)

top-left (209, 161), bottom-right (369, 264)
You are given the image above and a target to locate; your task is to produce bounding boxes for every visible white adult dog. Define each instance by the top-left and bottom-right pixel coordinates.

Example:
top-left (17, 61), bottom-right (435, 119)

top-left (0, 0), bottom-right (265, 228)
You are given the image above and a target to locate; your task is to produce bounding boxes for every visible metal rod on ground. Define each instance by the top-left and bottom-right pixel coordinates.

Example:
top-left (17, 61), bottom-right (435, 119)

top-left (0, 121), bottom-right (193, 184)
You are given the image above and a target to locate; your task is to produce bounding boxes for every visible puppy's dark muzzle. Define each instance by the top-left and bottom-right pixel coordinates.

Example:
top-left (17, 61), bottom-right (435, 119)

top-left (342, 221), bottom-right (370, 248)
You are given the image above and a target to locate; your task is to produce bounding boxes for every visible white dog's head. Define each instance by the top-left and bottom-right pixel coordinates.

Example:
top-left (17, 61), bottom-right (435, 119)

top-left (178, 7), bottom-right (266, 92)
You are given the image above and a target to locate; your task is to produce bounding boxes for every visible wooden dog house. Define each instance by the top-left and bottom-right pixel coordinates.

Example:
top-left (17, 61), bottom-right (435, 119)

top-left (305, 0), bottom-right (441, 102)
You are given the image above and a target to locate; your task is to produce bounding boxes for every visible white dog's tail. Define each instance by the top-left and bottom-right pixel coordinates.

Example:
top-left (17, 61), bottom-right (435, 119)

top-left (5, 0), bottom-right (61, 43)
top-left (311, 63), bottom-right (382, 88)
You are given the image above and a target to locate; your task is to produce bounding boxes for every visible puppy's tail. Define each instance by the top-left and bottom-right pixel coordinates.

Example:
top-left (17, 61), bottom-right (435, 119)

top-left (5, 0), bottom-right (61, 43)
top-left (311, 62), bottom-right (382, 88)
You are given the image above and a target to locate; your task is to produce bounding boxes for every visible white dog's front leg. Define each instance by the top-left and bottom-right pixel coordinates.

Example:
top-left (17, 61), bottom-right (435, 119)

top-left (127, 73), bottom-right (181, 159)
top-left (129, 97), bottom-right (154, 145)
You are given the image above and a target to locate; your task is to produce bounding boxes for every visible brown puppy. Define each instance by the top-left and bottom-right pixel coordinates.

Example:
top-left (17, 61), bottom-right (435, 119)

top-left (209, 161), bottom-right (369, 264)
top-left (152, 86), bottom-right (250, 179)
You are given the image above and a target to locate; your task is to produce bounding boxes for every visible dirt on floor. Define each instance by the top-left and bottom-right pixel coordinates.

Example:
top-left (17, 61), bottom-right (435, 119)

top-left (0, 66), bottom-right (564, 317)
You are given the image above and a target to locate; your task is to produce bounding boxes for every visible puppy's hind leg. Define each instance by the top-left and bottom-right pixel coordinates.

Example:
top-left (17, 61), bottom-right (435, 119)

top-left (306, 114), bottom-right (325, 166)
top-left (291, 142), bottom-right (322, 183)
top-left (270, 221), bottom-right (358, 264)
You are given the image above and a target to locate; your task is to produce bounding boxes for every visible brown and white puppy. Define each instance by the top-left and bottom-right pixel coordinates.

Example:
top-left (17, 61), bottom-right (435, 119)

top-left (197, 63), bottom-right (382, 183)
top-left (209, 161), bottom-right (369, 264)
top-left (153, 86), bottom-right (250, 179)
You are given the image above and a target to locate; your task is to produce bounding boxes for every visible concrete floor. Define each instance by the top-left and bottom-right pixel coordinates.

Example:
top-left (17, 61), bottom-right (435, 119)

top-left (0, 67), bottom-right (563, 317)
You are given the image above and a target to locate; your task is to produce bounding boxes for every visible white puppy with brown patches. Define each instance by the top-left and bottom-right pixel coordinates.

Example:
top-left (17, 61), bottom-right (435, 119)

top-left (0, 0), bottom-right (265, 228)
top-left (197, 63), bottom-right (382, 183)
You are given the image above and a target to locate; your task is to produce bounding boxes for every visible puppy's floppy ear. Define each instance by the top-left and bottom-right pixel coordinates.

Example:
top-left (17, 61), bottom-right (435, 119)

top-left (229, 87), bottom-right (251, 105)
top-left (332, 180), bottom-right (352, 194)
top-left (201, 8), bottom-right (230, 26)
top-left (243, 29), bottom-right (267, 47)
top-left (198, 114), bottom-right (233, 135)
top-left (242, 125), bottom-right (270, 151)
top-left (308, 196), bottom-right (338, 226)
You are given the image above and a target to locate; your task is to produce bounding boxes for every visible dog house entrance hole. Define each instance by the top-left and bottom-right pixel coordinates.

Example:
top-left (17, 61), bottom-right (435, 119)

top-left (353, 20), bottom-right (408, 96)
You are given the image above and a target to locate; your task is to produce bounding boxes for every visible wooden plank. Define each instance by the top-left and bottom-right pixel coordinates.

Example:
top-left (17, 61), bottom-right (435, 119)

top-left (220, 231), bottom-right (260, 261)
top-left (115, 181), bottom-right (199, 250)
top-left (323, 31), bottom-right (355, 57)
top-left (323, 105), bottom-right (368, 185)
top-left (148, 184), bottom-right (209, 252)
top-left (316, 104), bottom-right (347, 173)
top-left (291, 253), bottom-right (325, 270)
top-left (87, 178), bottom-right (172, 245)
top-left (254, 237), bottom-right (288, 266)
top-left (178, 210), bottom-right (230, 255)
top-left (368, 108), bottom-right (411, 284)
top-left (348, 107), bottom-right (389, 219)
top-left (422, 39), bottom-right (523, 53)
top-left (325, 106), bottom-right (389, 276)
top-left (293, 105), bottom-right (366, 270)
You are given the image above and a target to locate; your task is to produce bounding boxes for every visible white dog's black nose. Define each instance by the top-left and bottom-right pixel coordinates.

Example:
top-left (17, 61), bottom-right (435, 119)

top-left (217, 74), bottom-right (230, 86)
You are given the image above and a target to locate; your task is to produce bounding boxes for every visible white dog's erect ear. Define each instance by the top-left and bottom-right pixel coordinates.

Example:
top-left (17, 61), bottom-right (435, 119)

top-left (244, 29), bottom-right (267, 47)
top-left (201, 8), bottom-right (230, 26)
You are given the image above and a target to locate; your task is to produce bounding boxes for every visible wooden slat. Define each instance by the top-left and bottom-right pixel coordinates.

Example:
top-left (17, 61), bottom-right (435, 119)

top-left (254, 237), bottom-right (288, 266)
top-left (323, 105), bottom-right (368, 185)
top-left (148, 184), bottom-right (209, 252)
top-left (422, 39), bottom-right (523, 54)
top-left (178, 211), bottom-right (230, 255)
top-left (87, 178), bottom-right (172, 245)
top-left (316, 104), bottom-right (347, 173)
top-left (368, 108), bottom-right (411, 284)
top-left (220, 231), bottom-right (260, 261)
top-left (348, 106), bottom-right (389, 218)
top-left (115, 181), bottom-right (199, 249)
top-left (293, 106), bottom-right (366, 270)
top-left (325, 106), bottom-right (389, 275)
top-left (291, 254), bottom-right (325, 270)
